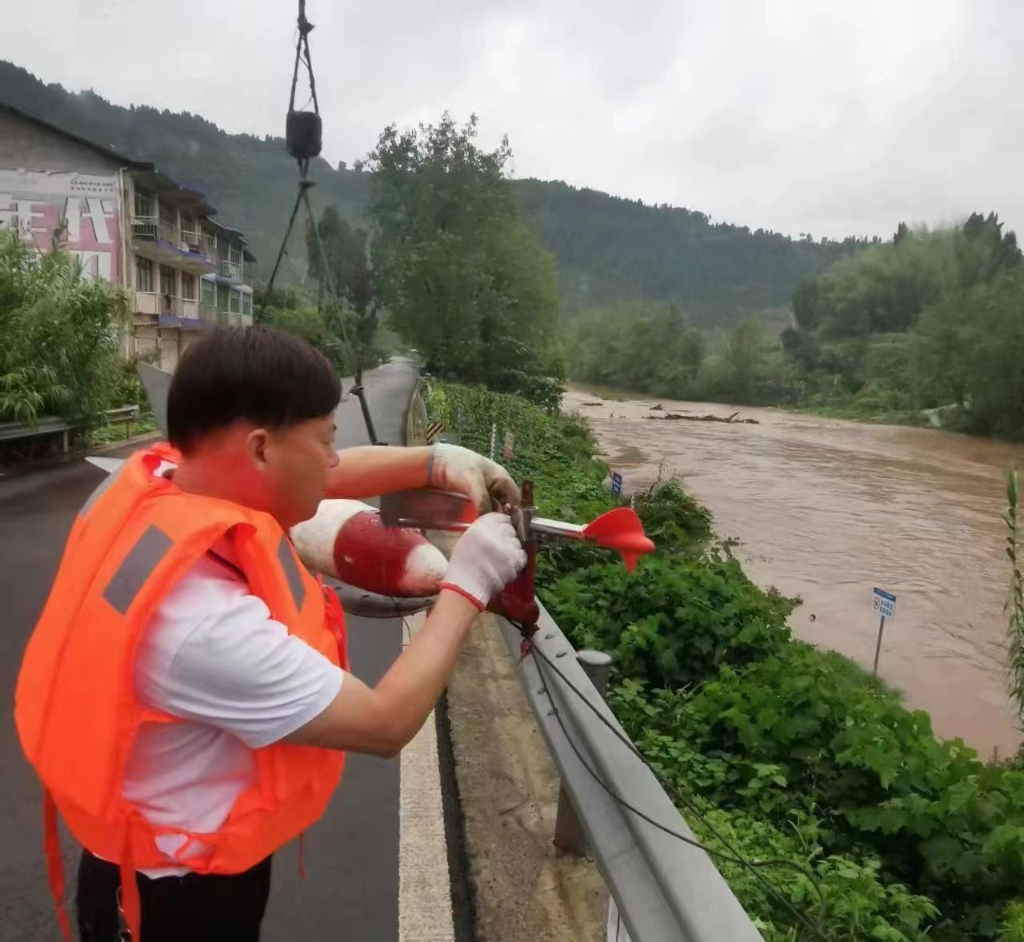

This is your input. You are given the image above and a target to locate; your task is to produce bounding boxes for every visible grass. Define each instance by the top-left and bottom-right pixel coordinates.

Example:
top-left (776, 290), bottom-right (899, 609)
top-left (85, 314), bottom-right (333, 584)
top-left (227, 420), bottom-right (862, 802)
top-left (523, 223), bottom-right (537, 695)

top-left (88, 415), bottom-right (159, 445)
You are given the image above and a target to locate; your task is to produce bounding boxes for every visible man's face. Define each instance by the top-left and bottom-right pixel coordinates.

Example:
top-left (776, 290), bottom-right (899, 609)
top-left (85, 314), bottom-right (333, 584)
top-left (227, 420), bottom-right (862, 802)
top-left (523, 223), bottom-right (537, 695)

top-left (257, 414), bottom-right (340, 529)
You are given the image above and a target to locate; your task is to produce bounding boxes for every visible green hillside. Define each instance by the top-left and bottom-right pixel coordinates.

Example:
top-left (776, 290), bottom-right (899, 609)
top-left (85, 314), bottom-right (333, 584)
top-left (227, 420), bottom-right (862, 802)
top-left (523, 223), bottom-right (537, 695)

top-left (0, 60), bottom-right (865, 324)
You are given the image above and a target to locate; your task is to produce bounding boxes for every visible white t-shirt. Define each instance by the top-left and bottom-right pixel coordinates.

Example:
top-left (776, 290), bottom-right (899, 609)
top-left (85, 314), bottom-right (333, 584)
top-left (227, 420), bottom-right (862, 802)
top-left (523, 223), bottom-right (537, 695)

top-left (121, 467), bottom-right (343, 877)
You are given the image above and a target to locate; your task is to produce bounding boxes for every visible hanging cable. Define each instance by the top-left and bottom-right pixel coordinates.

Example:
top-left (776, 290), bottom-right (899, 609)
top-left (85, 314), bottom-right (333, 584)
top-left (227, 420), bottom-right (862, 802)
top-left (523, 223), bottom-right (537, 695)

top-left (513, 626), bottom-right (831, 940)
top-left (301, 184), bottom-right (356, 357)
top-left (259, 0), bottom-right (323, 310)
top-left (262, 181), bottom-right (310, 309)
top-left (285, 0), bottom-right (322, 176)
top-left (257, 0), bottom-right (370, 432)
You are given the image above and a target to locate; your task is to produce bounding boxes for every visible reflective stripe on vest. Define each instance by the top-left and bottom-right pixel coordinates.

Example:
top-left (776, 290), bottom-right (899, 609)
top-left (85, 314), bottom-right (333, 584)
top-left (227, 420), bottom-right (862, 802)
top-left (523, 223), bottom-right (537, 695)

top-left (99, 526), bottom-right (314, 631)
top-left (104, 525), bottom-right (173, 614)
top-left (277, 536), bottom-right (307, 612)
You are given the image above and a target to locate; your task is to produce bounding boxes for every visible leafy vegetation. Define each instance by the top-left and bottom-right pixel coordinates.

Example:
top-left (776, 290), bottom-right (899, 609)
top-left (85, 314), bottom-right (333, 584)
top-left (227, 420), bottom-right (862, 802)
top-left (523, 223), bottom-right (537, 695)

top-left (564, 303), bottom-right (804, 408)
top-left (368, 114), bottom-right (564, 406)
top-left (304, 206), bottom-right (382, 381)
top-left (427, 379), bottom-right (1024, 940)
top-left (516, 179), bottom-right (868, 325)
top-left (0, 230), bottom-right (130, 426)
top-left (786, 213), bottom-right (1024, 436)
top-left (3, 60), bottom-right (860, 325)
top-left (564, 213), bottom-right (1024, 442)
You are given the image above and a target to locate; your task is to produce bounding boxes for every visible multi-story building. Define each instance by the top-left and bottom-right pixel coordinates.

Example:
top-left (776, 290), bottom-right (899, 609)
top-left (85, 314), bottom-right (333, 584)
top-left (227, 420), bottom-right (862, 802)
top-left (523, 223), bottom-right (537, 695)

top-left (126, 178), bottom-right (256, 370)
top-left (0, 103), bottom-right (255, 372)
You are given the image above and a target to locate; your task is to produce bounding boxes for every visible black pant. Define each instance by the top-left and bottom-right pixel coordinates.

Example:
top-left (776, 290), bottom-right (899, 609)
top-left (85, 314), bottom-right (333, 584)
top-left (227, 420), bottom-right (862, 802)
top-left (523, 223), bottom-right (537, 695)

top-left (76, 849), bottom-right (272, 942)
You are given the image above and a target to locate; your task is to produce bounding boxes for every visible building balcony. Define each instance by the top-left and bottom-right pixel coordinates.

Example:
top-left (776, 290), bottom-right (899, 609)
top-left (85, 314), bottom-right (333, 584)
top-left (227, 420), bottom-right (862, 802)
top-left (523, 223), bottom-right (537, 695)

top-left (133, 291), bottom-right (209, 325)
top-left (218, 259), bottom-right (243, 282)
top-left (181, 225), bottom-right (216, 257)
top-left (131, 216), bottom-right (215, 275)
top-left (201, 309), bottom-right (253, 328)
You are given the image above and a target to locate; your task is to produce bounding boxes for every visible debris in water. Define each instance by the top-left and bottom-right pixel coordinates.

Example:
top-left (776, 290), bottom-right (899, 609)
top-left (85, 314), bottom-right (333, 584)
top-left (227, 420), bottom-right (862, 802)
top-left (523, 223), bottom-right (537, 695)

top-left (720, 536), bottom-right (742, 559)
top-left (645, 411), bottom-right (760, 425)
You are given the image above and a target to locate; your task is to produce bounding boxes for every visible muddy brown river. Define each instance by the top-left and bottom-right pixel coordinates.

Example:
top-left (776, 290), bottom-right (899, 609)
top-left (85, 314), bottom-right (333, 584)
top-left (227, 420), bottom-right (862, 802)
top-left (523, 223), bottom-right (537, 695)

top-left (563, 389), bottom-right (1024, 759)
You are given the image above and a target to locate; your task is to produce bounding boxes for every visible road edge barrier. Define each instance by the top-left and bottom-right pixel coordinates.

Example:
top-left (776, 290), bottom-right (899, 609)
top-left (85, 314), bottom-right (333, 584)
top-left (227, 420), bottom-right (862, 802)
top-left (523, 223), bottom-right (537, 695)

top-left (0, 405), bottom-right (144, 454)
top-left (408, 376), bottom-right (766, 942)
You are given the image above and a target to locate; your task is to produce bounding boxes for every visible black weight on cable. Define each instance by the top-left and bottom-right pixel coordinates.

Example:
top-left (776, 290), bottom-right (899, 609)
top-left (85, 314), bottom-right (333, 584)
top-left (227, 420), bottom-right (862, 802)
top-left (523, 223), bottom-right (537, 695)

top-left (286, 0), bottom-right (322, 169)
top-left (261, 0), bottom-right (325, 304)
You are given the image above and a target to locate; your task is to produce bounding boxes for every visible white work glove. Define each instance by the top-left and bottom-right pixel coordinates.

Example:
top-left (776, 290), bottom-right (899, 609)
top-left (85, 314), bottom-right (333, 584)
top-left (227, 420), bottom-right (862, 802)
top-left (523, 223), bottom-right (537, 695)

top-left (428, 443), bottom-right (520, 513)
top-left (439, 513), bottom-right (527, 611)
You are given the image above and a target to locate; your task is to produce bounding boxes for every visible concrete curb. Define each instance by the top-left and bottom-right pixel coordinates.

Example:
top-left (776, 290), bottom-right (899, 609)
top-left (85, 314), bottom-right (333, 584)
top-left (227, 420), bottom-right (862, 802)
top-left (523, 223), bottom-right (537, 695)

top-left (444, 613), bottom-right (607, 941)
top-left (410, 380), bottom-right (607, 942)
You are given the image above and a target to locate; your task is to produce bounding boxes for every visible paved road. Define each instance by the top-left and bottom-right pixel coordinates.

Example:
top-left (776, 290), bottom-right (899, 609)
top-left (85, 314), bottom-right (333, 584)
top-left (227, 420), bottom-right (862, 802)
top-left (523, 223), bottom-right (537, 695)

top-left (0, 358), bottom-right (419, 941)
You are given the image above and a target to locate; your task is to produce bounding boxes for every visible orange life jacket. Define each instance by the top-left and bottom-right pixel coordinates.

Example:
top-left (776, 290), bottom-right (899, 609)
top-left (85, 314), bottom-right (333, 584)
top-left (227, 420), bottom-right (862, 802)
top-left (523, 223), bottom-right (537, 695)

top-left (14, 442), bottom-right (347, 941)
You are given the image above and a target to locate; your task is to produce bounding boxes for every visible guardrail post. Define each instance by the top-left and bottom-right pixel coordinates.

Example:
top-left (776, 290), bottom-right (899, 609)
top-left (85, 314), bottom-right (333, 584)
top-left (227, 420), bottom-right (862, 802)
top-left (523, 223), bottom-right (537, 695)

top-left (553, 649), bottom-right (613, 855)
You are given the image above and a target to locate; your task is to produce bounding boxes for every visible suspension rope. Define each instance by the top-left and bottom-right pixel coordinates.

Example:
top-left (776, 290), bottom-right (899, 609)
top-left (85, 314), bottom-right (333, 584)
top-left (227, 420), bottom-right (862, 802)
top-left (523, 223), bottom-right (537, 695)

top-left (257, 0), bottom-right (359, 384)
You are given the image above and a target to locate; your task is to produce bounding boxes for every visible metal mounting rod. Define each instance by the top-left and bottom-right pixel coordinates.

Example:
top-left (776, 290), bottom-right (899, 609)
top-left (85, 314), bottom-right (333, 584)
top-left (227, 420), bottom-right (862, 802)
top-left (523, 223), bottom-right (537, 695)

top-left (349, 384), bottom-right (380, 445)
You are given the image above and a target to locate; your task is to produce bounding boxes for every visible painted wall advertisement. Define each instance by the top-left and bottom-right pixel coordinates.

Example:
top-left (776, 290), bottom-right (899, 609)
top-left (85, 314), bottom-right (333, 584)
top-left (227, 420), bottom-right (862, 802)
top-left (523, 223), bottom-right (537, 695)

top-left (0, 169), bottom-right (122, 283)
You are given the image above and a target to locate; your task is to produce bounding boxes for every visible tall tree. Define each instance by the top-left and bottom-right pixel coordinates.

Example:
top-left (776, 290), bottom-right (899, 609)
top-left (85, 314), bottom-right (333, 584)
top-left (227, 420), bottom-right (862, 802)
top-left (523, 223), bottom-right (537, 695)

top-left (304, 207), bottom-right (379, 382)
top-left (561, 301), bottom-right (706, 400)
top-left (366, 113), bottom-right (561, 400)
top-left (912, 292), bottom-right (974, 407)
top-left (964, 268), bottom-right (1024, 438)
top-left (725, 318), bottom-right (763, 401)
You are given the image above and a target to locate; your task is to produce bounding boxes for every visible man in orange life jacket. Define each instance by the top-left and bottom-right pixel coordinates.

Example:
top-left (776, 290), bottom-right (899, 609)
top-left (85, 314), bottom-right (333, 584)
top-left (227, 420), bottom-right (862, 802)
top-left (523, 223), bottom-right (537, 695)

top-left (15, 325), bottom-right (527, 942)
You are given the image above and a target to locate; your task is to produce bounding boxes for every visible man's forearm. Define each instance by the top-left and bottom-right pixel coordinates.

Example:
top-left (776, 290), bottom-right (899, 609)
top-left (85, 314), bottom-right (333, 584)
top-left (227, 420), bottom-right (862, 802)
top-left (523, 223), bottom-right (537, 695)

top-left (286, 589), bottom-right (481, 756)
top-left (325, 445), bottom-right (431, 499)
top-left (372, 590), bottom-right (480, 749)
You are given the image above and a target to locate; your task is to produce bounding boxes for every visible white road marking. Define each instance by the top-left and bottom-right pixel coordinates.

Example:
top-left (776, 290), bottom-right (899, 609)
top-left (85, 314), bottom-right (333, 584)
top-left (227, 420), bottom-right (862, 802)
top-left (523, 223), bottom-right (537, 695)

top-left (399, 611), bottom-right (456, 942)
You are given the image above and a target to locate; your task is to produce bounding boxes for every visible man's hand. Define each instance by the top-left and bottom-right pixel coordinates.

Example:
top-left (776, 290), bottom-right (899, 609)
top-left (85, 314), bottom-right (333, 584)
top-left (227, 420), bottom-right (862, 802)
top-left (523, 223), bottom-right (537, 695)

top-left (287, 514), bottom-right (528, 758)
top-left (428, 443), bottom-right (520, 513)
top-left (439, 513), bottom-right (527, 610)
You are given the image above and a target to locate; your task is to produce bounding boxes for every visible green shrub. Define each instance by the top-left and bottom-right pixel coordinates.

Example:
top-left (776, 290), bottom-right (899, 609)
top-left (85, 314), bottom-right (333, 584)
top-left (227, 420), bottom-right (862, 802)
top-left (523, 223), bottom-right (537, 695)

top-left (0, 231), bottom-right (130, 423)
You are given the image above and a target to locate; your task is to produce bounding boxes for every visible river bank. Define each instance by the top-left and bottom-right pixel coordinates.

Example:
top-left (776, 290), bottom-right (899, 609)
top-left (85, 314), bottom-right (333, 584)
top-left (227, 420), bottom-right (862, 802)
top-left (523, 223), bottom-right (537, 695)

top-left (564, 386), bottom-right (1024, 759)
top-left (572, 381), bottom-right (969, 432)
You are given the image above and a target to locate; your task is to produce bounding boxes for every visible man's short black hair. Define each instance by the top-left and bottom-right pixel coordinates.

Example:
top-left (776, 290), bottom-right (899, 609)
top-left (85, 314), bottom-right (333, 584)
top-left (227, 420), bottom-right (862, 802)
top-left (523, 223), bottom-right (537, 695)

top-left (167, 325), bottom-right (341, 453)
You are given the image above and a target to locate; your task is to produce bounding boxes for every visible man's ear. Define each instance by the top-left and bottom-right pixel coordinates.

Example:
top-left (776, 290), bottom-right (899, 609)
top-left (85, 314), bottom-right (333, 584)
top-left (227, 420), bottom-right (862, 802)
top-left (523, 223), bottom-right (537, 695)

top-left (244, 428), bottom-right (271, 470)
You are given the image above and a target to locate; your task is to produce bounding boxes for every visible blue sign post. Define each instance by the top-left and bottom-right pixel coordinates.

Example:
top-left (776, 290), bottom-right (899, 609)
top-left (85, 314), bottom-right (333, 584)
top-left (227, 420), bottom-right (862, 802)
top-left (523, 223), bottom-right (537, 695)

top-left (610, 471), bottom-right (623, 496)
top-left (871, 587), bottom-right (897, 675)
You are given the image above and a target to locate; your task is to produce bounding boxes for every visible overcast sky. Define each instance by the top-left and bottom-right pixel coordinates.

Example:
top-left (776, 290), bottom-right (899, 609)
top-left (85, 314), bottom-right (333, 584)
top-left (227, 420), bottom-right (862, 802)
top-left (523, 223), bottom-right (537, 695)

top-left (3, 0), bottom-right (1021, 241)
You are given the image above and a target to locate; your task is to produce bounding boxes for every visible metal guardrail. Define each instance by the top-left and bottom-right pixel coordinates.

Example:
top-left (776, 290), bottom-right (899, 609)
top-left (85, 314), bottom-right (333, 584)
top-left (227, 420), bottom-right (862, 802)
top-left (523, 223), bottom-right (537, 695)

top-left (408, 376), bottom-right (764, 941)
top-left (0, 406), bottom-right (141, 453)
top-left (497, 606), bottom-right (764, 942)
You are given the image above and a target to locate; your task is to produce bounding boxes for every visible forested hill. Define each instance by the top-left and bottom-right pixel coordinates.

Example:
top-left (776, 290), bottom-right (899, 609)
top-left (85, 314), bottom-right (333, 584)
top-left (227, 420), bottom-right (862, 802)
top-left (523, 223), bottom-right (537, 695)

top-left (1, 61), bottom-right (864, 324)
top-left (514, 181), bottom-right (863, 322)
